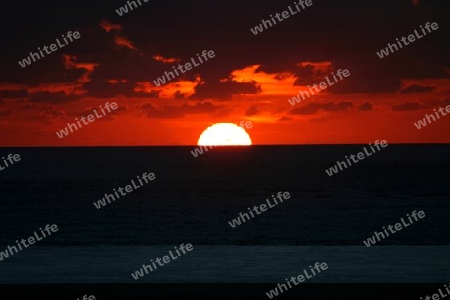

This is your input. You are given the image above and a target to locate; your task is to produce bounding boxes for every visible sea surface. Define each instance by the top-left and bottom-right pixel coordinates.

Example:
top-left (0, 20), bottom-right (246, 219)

top-left (0, 145), bottom-right (449, 284)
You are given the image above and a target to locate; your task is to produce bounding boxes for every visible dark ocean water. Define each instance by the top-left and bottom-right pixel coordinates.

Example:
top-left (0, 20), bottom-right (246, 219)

top-left (0, 145), bottom-right (449, 284)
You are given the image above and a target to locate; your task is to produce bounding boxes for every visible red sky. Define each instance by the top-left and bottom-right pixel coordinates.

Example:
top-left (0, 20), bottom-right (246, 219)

top-left (0, 0), bottom-right (449, 146)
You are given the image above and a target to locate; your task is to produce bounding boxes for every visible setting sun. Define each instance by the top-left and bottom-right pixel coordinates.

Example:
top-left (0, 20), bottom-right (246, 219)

top-left (197, 123), bottom-right (252, 146)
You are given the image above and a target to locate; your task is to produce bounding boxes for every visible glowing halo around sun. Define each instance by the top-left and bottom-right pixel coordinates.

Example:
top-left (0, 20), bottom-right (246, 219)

top-left (197, 123), bottom-right (252, 146)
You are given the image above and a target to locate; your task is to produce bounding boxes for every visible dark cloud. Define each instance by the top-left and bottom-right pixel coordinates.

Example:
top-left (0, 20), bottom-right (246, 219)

top-left (400, 84), bottom-right (436, 94)
top-left (0, 0), bottom-right (448, 101)
top-left (174, 91), bottom-right (185, 99)
top-left (42, 107), bottom-right (65, 119)
top-left (358, 102), bottom-right (373, 111)
top-left (0, 109), bottom-right (11, 117)
top-left (83, 79), bottom-right (162, 99)
top-left (392, 102), bottom-right (427, 111)
top-left (431, 98), bottom-right (450, 107)
top-left (293, 64), bottom-right (330, 86)
top-left (212, 108), bottom-right (232, 118)
top-left (109, 105), bottom-right (127, 115)
top-left (290, 104), bottom-right (321, 115)
top-left (290, 102), bottom-right (354, 115)
top-left (255, 64), bottom-right (296, 75)
top-left (138, 90), bottom-right (160, 99)
top-left (278, 116), bottom-right (292, 121)
top-left (141, 102), bottom-right (219, 119)
top-left (80, 104), bottom-right (127, 119)
top-left (143, 104), bottom-right (184, 119)
top-left (193, 81), bottom-right (260, 100)
top-left (442, 98), bottom-right (450, 106)
top-left (328, 77), bottom-right (402, 94)
top-left (259, 59), bottom-right (414, 95)
top-left (83, 80), bottom-right (137, 98)
top-left (245, 106), bottom-right (260, 116)
top-left (99, 20), bottom-right (122, 33)
top-left (29, 91), bottom-right (80, 104)
top-left (181, 102), bottom-right (218, 114)
top-left (25, 105), bottom-right (65, 122)
top-left (0, 89), bottom-right (29, 98)
top-left (310, 117), bottom-right (333, 123)
top-left (22, 103), bottom-right (35, 109)
top-left (256, 63), bottom-right (330, 86)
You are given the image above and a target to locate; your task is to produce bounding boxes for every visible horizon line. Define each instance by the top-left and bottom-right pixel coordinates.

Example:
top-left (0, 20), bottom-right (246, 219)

top-left (1, 143), bottom-right (450, 148)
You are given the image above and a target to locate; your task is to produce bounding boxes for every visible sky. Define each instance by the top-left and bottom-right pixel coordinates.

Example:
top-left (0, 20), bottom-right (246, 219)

top-left (0, 0), bottom-right (449, 146)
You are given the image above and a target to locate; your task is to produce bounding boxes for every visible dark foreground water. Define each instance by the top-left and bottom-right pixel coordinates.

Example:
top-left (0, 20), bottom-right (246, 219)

top-left (0, 145), bottom-right (449, 297)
